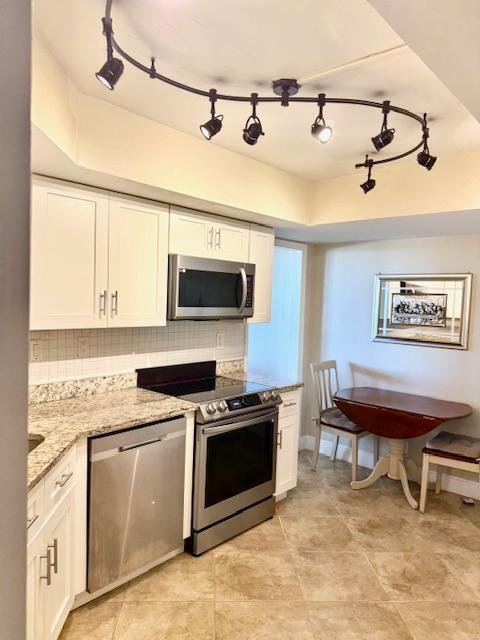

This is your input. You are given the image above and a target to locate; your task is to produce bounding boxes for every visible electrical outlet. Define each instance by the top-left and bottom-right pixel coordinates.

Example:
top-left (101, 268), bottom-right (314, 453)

top-left (76, 336), bottom-right (90, 358)
top-left (30, 340), bottom-right (43, 362)
top-left (216, 332), bottom-right (225, 349)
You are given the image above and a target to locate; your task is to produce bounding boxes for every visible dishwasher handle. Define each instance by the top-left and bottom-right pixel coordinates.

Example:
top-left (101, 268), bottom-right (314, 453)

top-left (91, 428), bottom-right (185, 461)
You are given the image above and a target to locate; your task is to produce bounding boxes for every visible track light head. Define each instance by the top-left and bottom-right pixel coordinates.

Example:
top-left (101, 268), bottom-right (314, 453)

top-left (417, 150), bottom-right (437, 170)
top-left (371, 127), bottom-right (394, 151)
top-left (360, 178), bottom-right (376, 194)
top-left (243, 120), bottom-right (264, 145)
top-left (360, 157), bottom-right (376, 194)
top-left (311, 93), bottom-right (332, 143)
top-left (201, 89), bottom-right (223, 140)
top-left (243, 94), bottom-right (264, 145)
top-left (95, 57), bottom-right (124, 90)
top-left (311, 120), bottom-right (332, 143)
top-left (372, 100), bottom-right (394, 150)
top-left (200, 116), bottom-right (223, 140)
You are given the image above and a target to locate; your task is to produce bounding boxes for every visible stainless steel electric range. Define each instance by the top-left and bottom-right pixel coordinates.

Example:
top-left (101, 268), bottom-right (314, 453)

top-left (137, 361), bottom-right (282, 555)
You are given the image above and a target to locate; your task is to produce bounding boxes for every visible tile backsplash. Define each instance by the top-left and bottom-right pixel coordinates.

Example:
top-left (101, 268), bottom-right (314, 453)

top-left (29, 321), bottom-right (246, 385)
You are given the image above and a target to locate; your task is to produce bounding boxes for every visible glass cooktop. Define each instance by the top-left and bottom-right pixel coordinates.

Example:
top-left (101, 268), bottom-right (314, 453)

top-left (149, 376), bottom-right (271, 404)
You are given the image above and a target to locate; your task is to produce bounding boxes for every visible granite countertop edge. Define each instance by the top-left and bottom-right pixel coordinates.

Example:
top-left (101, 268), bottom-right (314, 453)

top-left (28, 389), bottom-right (198, 491)
top-left (28, 372), bottom-right (303, 491)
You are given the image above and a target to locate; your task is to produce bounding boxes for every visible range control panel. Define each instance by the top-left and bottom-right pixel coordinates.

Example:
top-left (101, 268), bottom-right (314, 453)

top-left (197, 389), bottom-right (282, 424)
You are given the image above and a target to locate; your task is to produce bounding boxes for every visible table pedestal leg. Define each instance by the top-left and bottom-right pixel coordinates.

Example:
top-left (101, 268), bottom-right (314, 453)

top-left (350, 438), bottom-right (418, 509)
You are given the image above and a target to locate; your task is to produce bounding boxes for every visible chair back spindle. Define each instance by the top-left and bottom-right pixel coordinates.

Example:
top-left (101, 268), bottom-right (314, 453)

top-left (310, 360), bottom-right (339, 417)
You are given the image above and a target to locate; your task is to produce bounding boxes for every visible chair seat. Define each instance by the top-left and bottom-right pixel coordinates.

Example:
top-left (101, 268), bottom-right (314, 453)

top-left (320, 408), bottom-right (363, 433)
top-left (424, 430), bottom-right (480, 463)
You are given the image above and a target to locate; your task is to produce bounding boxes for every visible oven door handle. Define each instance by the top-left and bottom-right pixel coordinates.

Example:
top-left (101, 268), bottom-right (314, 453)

top-left (201, 409), bottom-right (278, 435)
top-left (238, 267), bottom-right (248, 313)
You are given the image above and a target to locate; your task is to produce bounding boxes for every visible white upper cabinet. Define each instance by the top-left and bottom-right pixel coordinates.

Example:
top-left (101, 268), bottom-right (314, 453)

top-left (214, 218), bottom-right (249, 262)
top-left (169, 209), bottom-right (210, 258)
top-left (30, 180), bottom-right (109, 330)
top-left (169, 206), bottom-right (249, 262)
top-left (108, 196), bottom-right (169, 327)
top-left (248, 225), bottom-right (274, 324)
top-left (30, 179), bottom-right (169, 329)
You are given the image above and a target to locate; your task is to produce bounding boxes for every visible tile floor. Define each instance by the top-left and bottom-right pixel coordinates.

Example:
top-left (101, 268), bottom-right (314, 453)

top-left (60, 451), bottom-right (480, 640)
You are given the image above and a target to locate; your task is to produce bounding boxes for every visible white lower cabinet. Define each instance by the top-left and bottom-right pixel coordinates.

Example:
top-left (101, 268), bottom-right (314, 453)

top-left (275, 389), bottom-right (302, 496)
top-left (27, 442), bottom-right (86, 640)
top-left (43, 494), bottom-right (74, 640)
top-left (27, 491), bottom-right (74, 640)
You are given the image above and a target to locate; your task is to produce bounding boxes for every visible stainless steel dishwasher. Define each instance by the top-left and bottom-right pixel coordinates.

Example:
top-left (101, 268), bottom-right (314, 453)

top-left (87, 416), bottom-right (186, 594)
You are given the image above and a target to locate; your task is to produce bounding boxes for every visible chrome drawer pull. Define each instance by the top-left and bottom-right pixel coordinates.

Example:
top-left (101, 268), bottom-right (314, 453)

top-left (99, 290), bottom-right (107, 316)
top-left (48, 538), bottom-right (58, 574)
top-left (40, 547), bottom-right (52, 586)
top-left (27, 514), bottom-right (39, 530)
top-left (277, 430), bottom-right (283, 449)
top-left (55, 471), bottom-right (73, 488)
top-left (283, 401), bottom-right (297, 408)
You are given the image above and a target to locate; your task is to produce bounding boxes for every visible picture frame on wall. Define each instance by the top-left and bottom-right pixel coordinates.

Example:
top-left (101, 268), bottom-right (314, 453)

top-left (372, 273), bottom-right (473, 349)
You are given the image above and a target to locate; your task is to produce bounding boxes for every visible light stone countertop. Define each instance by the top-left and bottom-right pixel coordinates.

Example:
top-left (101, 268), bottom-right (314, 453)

top-left (28, 388), bottom-right (197, 490)
top-left (27, 366), bottom-right (303, 491)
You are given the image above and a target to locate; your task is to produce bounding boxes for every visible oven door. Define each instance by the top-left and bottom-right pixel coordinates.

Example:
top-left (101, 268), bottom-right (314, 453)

top-left (193, 408), bottom-right (278, 531)
top-left (168, 254), bottom-right (255, 320)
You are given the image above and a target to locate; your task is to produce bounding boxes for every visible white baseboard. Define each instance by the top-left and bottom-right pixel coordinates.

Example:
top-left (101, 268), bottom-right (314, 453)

top-left (299, 435), bottom-right (480, 500)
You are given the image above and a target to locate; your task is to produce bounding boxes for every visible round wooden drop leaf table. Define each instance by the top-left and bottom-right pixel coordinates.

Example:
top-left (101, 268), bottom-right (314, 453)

top-left (334, 387), bottom-right (472, 509)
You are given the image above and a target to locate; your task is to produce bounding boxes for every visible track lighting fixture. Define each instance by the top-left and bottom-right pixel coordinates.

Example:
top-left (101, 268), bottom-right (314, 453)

top-left (417, 116), bottom-right (437, 170)
top-left (95, 17), bottom-right (124, 90)
top-left (200, 89), bottom-right (223, 140)
top-left (311, 93), bottom-right (332, 143)
top-left (96, 57), bottom-right (124, 90)
top-left (371, 101), bottom-right (395, 151)
top-left (243, 94), bottom-right (264, 145)
top-left (360, 157), bottom-right (376, 194)
top-left (417, 150), bottom-right (437, 170)
top-left (97, 0), bottom-right (437, 187)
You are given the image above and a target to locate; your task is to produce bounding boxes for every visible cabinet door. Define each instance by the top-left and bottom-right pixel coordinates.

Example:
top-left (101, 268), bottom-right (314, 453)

top-left (248, 225), bottom-right (274, 324)
top-left (27, 533), bottom-right (45, 640)
top-left (108, 196), bottom-right (169, 327)
top-left (43, 495), bottom-right (74, 640)
top-left (214, 219), bottom-right (250, 262)
top-left (169, 208), bottom-right (211, 258)
top-left (275, 415), bottom-right (300, 495)
top-left (30, 180), bottom-right (109, 330)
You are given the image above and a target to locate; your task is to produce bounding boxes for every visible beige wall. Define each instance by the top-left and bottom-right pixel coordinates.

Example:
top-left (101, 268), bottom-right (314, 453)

top-left (302, 235), bottom-right (480, 469)
top-left (0, 0), bottom-right (30, 637)
top-left (309, 151), bottom-right (480, 225)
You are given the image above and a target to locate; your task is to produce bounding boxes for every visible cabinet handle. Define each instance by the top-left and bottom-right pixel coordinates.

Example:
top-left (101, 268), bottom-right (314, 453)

top-left (40, 547), bottom-right (52, 586)
top-left (27, 514), bottom-right (39, 530)
top-left (215, 229), bottom-right (221, 249)
top-left (99, 290), bottom-right (107, 316)
top-left (111, 290), bottom-right (118, 315)
top-left (48, 538), bottom-right (58, 574)
top-left (283, 402), bottom-right (297, 408)
top-left (207, 227), bottom-right (214, 248)
top-left (277, 430), bottom-right (283, 449)
top-left (55, 471), bottom-right (73, 488)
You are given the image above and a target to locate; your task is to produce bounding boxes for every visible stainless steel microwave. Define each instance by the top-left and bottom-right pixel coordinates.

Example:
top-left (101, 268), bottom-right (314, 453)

top-left (168, 254), bottom-right (255, 320)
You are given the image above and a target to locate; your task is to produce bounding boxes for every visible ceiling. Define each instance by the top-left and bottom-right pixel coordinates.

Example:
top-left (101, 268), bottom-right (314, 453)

top-left (34, 0), bottom-right (480, 181)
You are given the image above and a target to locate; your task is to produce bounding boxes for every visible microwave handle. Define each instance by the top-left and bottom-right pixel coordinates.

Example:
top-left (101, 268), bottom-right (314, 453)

top-left (238, 267), bottom-right (248, 312)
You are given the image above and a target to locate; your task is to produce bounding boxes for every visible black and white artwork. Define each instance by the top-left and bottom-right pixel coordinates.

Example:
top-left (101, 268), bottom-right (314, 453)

top-left (391, 293), bottom-right (447, 327)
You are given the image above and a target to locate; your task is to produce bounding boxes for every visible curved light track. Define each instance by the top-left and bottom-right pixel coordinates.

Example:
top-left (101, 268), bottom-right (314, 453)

top-left (101, 0), bottom-right (431, 173)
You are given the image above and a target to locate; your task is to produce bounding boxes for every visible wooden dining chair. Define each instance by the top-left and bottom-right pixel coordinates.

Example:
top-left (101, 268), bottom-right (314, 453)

top-left (420, 430), bottom-right (480, 513)
top-left (310, 360), bottom-right (378, 481)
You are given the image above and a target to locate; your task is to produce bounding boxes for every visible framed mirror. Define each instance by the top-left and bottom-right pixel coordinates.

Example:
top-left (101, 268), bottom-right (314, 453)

top-left (372, 273), bottom-right (473, 349)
